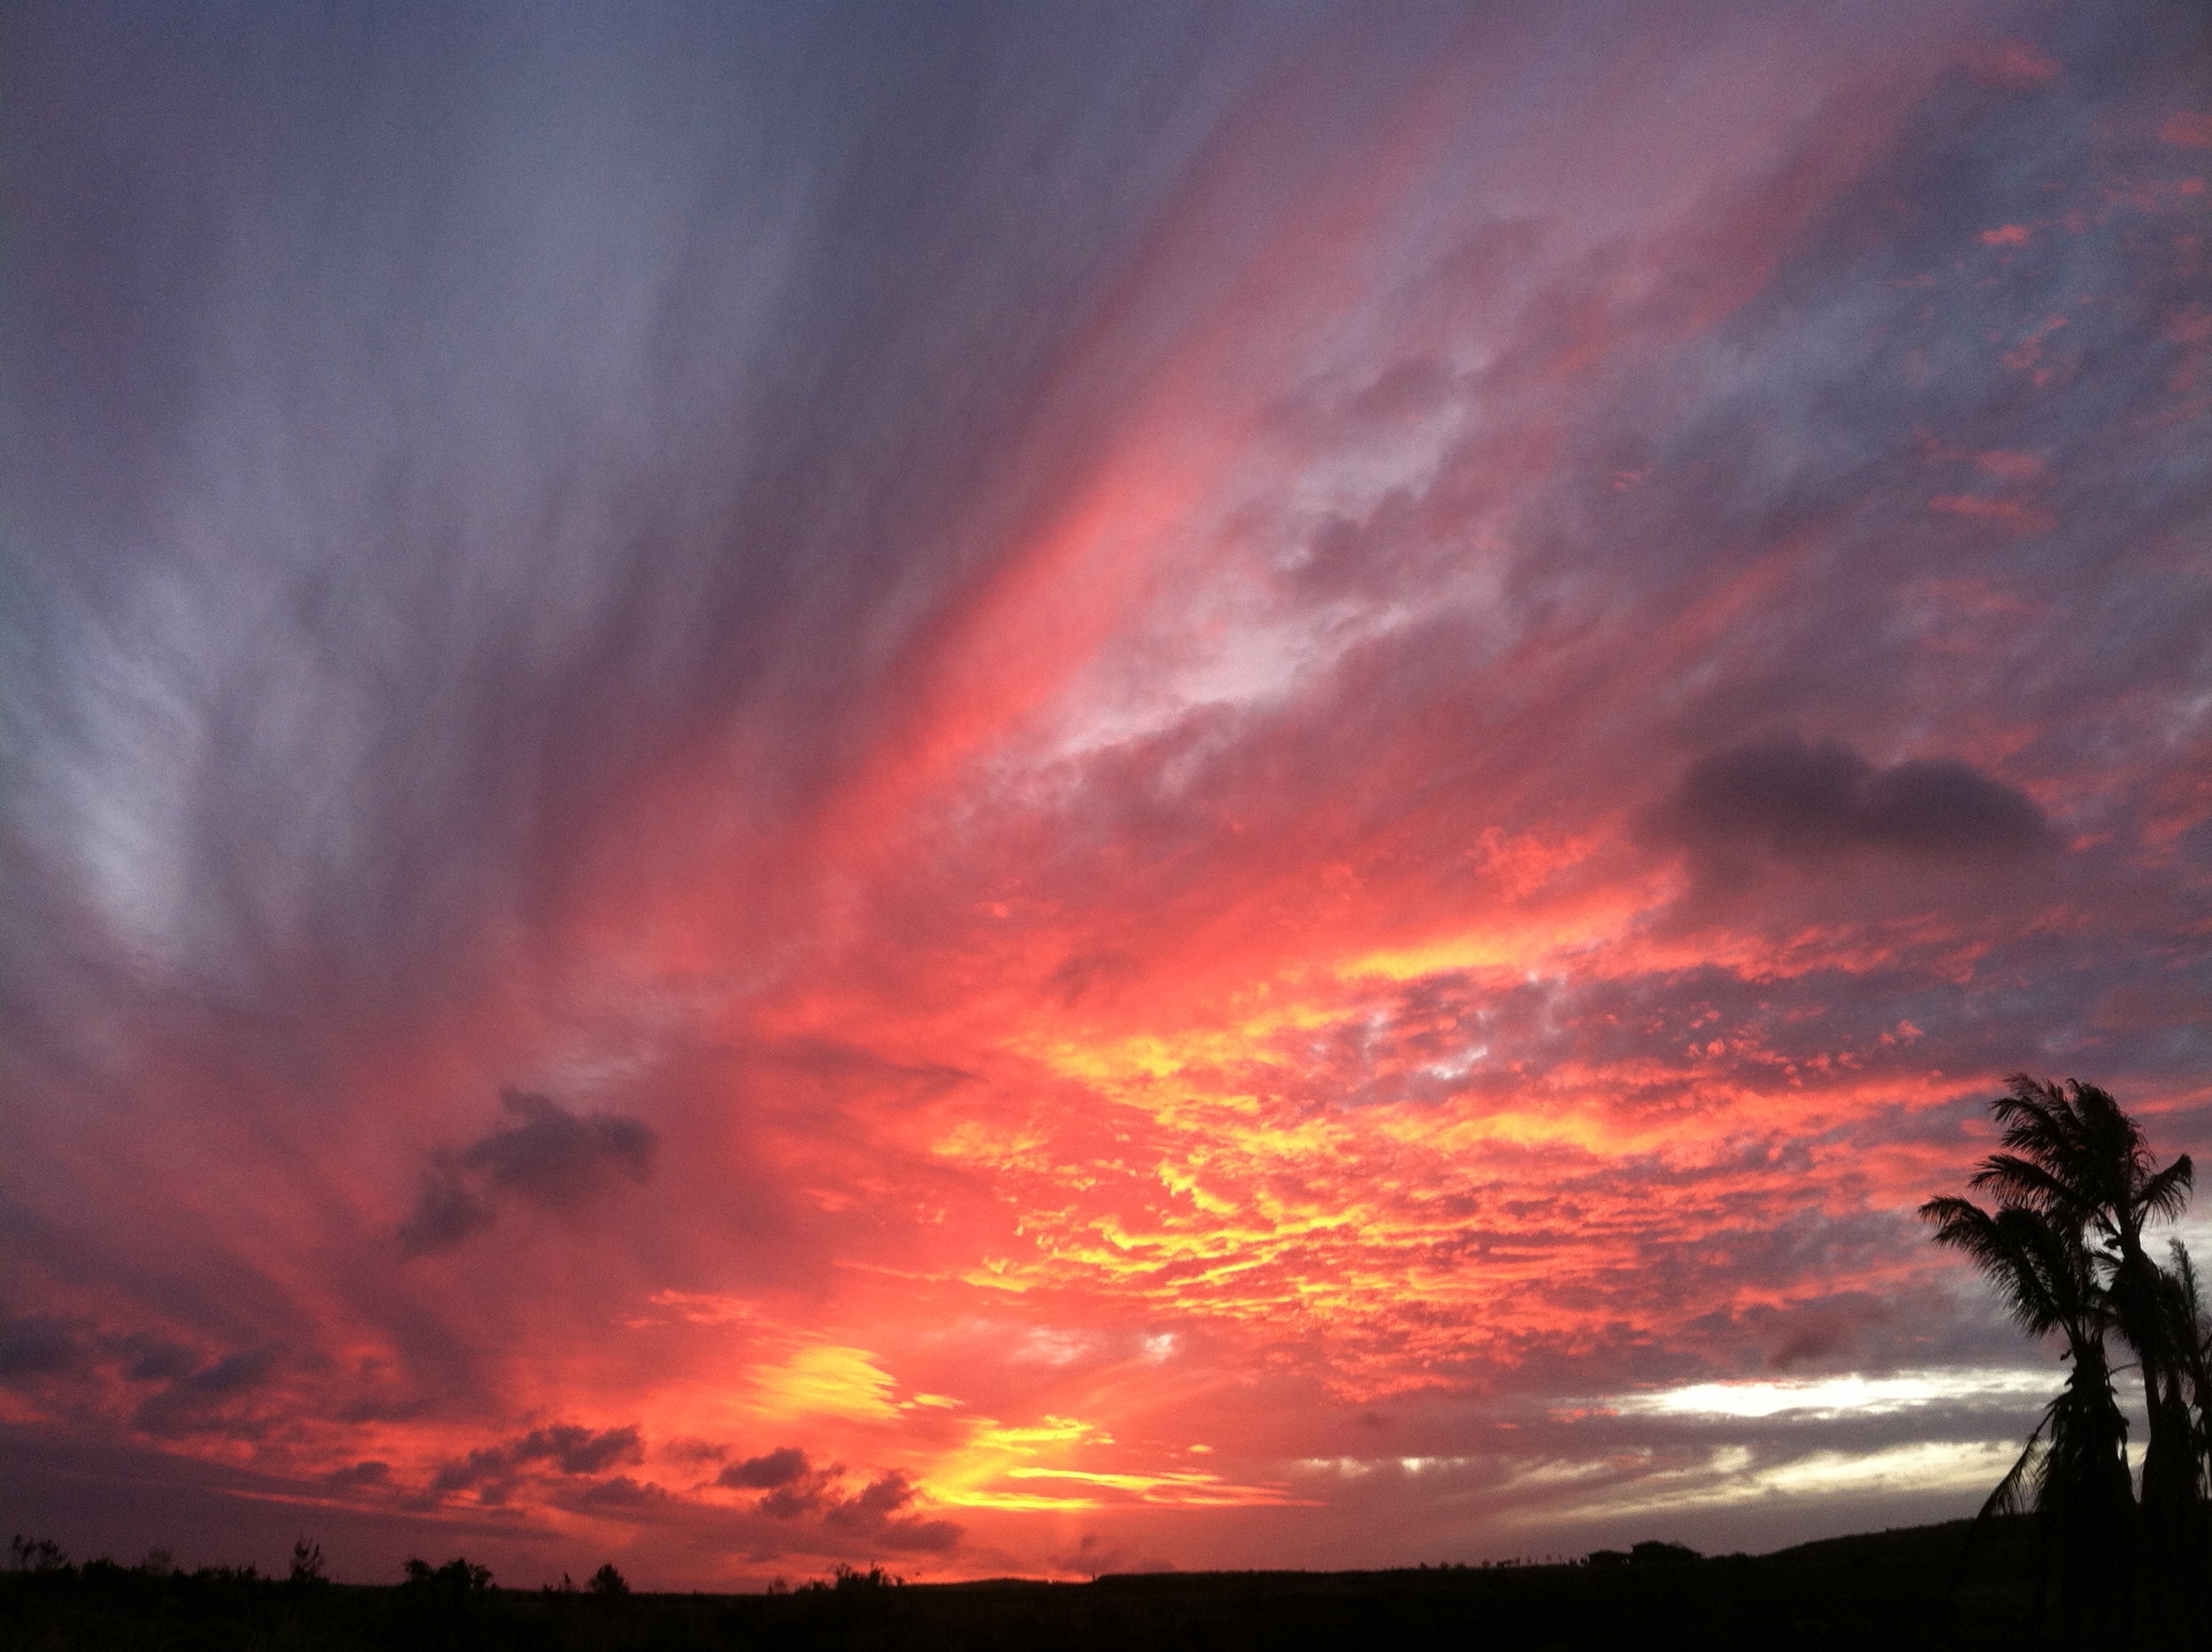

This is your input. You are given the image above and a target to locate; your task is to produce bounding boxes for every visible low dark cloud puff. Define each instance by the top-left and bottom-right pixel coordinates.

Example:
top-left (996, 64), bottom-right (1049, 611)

top-left (0, 1312), bottom-right (81, 1379)
top-left (718, 1448), bottom-right (961, 1552)
top-left (570, 1475), bottom-right (669, 1510)
top-left (718, 1445), bottom-right (810, 1490)
top-left (726, 1448), bottom-right (845, 1519)
top-left (1658, 738), bottom-right (2051, 882)
top-left (430, 1422), bottom-right (644, 1498)
top-left (131, 1347), bottom-right (281, 1439)
top-left (823, 1470), bottom-right (959, 1553)
top-left (399, 1091), bottom-right (657, 1256)
top-left (114, 1336), bottom-right (201, 1384)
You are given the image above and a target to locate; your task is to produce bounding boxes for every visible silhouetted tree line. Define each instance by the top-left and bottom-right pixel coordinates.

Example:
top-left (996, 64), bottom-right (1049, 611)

top-left (1586, 1540), bottom-right (1701, 1569)
top-left (0, 1524), bottom-right (2051, 1649)
top-left (1923, 1075), bottom-right (2210, 1646)
top-left (1, 1538), bottom-right (649, 1650)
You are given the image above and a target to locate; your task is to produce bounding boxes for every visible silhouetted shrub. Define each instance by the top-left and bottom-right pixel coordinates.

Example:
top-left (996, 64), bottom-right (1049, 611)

top-left (402, 1555), bottom-right (492, 1594)
top-left (11, 1534), bottom-right (70, 1573)
top-left (288, 1538), bottom-right (328, 1588)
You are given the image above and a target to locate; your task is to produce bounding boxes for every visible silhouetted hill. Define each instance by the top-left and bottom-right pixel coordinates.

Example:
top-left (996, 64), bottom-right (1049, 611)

top-left (0, 1515), bottom-right (2039, 1649)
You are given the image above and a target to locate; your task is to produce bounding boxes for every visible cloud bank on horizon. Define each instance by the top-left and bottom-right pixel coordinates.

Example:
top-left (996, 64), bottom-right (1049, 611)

top-left (2, 0), bottom-right (2208, 1587)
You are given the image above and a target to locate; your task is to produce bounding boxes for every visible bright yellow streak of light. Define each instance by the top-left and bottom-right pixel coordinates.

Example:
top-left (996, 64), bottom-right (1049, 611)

top-left (747, 1341), bottom-right (902, 1422)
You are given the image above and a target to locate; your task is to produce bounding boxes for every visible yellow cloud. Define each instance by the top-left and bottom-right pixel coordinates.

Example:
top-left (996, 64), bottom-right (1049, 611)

top-left (748, 1341), bottom-right (902, 1422)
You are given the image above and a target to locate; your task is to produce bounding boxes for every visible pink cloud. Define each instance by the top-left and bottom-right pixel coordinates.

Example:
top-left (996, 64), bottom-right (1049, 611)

top-left (2161, 111), bottom-right (2212, 149)
top-left (1970, 449), bottom-right (2044, 480)
top-left (1926, 495), bottom-right (2057, 534)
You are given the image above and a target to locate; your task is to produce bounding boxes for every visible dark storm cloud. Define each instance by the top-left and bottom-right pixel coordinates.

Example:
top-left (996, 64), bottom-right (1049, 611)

top-left (1658, 739), bottom-right (2050, 873)
top-left (400, 1092), bottom-right (658, 1256)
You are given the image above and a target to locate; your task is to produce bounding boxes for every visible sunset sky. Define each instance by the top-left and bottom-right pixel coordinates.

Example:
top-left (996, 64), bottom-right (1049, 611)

top-left (3, 0), bottom-right (2208, 1590)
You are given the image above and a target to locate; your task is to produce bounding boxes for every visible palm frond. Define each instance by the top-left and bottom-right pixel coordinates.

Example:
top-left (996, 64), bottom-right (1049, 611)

top-left (2137, 1155), bottom-right (2194, 1223)
top-left (1921, 1196), bottom-right (2073, 1336)
top-left (2068, 1082), bottom-right (2143, 1153)
top-left (1978, 1425), bottom-right (2047, 1521)
top-left (1992, 1075), bottom-right (2079, 1160)
top-left (2168, 1239), bottom-right (2207, 1341)
top-left (1969, 1154), bottom-right (2097, 1221)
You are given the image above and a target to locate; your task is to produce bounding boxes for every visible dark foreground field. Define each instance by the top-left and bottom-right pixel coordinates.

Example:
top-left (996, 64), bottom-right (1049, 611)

top-left (0, 1518), bottom-right (2039, 1651)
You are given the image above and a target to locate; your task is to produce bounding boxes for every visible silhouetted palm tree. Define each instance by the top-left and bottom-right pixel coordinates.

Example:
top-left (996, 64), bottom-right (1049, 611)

top-left (1920, 1191), bottom-right (2134, 1641)
top-left (2165, 1242), bottom-right (2212, 1485)
top-left (1964, 1077), bottom-right (2200, 1592)
top-left (2158, 1240), bottom-right (2212, 1615)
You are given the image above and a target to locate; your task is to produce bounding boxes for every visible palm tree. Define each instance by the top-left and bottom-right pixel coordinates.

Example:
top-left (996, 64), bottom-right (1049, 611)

top-left (2165, 1242), bottom-right (2212, 1494)
top-left (1963, 1078), bottom-right (2199, 1573)
top-left (1920, 1192), bottom-right (2134, 1641)
top-left (2158, 1241), bottom-right (2212, 1614)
